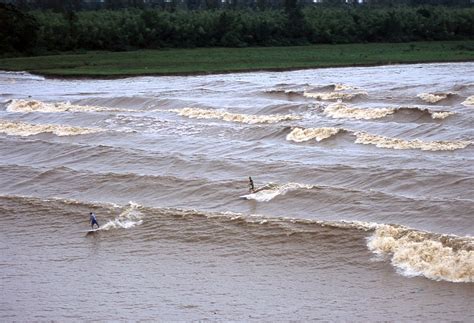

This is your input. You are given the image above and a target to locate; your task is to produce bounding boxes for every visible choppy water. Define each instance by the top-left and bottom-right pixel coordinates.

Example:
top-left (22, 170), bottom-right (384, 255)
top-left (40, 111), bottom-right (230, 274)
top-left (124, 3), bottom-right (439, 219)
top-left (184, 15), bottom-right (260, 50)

top-left (0, 63), bottom-right (473, 321)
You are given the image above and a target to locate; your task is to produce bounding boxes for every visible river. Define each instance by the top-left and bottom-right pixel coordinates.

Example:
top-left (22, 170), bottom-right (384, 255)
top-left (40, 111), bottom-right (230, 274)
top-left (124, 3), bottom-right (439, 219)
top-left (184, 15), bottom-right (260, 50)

top-left (0, 63), bottom-right (473, 320)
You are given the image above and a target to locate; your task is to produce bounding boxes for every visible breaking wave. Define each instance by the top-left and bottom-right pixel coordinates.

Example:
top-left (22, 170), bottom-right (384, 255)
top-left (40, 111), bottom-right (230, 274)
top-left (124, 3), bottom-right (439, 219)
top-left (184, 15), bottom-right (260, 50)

top-left (303, 89), bottom-right (367, 101)
top-left (286, 127), bottom-right (471, 151)
top-left (354, 132), bottom-right (471, 151)
top-left (169, 107), bottom-right (302, 124)
top-left (264, 89), bottom-right (304, 97)
top-left (397, 106), bottom-right (455, 119)
top-left (99, 201), bottom-right (144, 230)
top-left (323, 102), bottom-right (454, 120)
top-left (6, 99), bottom-right (133, 113)
top-left (1, 194), bottom-right (472, 283)
top-left (333, 83), bottom-right (355, 91)
top-left (462, 96), bottom-right (474, 106)
top-left (264, 83), bottom-right (354, 98)
top-left (368, 225), bottom-right (473, 283)
top-left (286, 127), bottom-right (344, 142)
top-left (417, 92), bottom-right (455, 103)
top-left (429, 111), bottom-right (455, 119)
top-left (241, 182), bottom-right (314, 202)
top-left (324, 102), bottom-right (395, 120)
top-left (0, 119), bottom-right (104, 137)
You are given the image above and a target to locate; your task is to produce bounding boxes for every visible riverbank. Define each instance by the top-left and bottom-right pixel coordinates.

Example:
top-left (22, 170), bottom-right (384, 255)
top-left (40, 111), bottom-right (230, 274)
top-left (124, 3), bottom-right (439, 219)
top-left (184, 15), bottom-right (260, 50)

top-left (1, 41), bottom-right (473, 78)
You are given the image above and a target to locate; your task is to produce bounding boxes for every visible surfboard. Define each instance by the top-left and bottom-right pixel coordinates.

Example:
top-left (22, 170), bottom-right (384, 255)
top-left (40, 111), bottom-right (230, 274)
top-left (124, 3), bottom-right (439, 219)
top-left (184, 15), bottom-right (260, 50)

top-left (241, 187), bottom-right (267, 197)
top-left (86, 228), bottom-right (101, 234)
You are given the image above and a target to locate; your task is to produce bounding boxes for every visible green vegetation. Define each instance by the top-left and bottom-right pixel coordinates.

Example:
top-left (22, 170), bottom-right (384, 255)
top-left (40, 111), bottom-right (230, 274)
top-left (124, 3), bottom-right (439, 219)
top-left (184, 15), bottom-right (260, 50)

top-left (0, 41), bottom-right (472, 77)
top-left (1, 2), bottom-right (473, 77)
top-left (1, 5), bottom-right (474, 56)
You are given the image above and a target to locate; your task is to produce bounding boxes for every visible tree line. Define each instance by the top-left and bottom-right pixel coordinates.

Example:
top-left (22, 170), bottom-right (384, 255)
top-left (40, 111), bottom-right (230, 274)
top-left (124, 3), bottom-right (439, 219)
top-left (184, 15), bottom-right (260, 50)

top-left (1, 3), bottom-right (473, 55)
top-left (4, 0), bottom-right (474, 11)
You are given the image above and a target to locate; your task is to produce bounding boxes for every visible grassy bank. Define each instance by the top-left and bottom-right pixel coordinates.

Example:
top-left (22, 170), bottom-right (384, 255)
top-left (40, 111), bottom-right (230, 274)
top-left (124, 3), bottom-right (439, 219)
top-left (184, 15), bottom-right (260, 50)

top-left (1, 41), bottom-right (473, 78)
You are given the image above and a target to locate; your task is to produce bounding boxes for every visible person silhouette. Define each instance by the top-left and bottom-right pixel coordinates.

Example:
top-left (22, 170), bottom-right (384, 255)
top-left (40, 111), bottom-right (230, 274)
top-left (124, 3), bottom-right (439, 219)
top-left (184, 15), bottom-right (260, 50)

top-left (89, 212), bottom-right (99, 229)
top-left (248, 176), bottom-right (255, 193)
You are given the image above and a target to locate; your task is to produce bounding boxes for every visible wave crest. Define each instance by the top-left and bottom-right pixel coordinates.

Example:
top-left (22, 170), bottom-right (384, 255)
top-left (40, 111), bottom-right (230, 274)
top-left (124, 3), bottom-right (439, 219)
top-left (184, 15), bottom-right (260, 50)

top-left (286, 127), bottom-right (343, 142)
top-left (1, 194), bottom-right (471, 283)
top-left (368, 225), bottom-right (473, 283)
top-left (170, 107), bottom-right (301, 124)
top-left (303, 88), bottom-right (368, 101)
top-left (462, 96), bottom-right (474, 106)
top-left (241, 182), bottom-right (314, 202)
top-left (286, 127), bottom-right (470, 151)
top-left (417, 92), bottom-right (454, 103)
top-left (430, 111), bottom-right (455, 119)
top-left (324, 103), bottom-right (454, 120)
top-left (324, 102), bottom-right (395, 120)
top-left (7, 99), bottom-right (131, 113)
top-left (333, 83), bottom-right (355, 91)
top-left (354, 131), bottom-right (471, 151)
top-left (0, 119), bottom-right (104, 137)
top-left (100, 201), bottom-right (144, 230)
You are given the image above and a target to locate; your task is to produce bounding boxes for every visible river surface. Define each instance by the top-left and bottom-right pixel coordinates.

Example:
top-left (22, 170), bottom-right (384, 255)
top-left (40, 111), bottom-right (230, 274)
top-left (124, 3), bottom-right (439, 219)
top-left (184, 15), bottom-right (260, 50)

top-left (0, 63), bottom-right (473, 321)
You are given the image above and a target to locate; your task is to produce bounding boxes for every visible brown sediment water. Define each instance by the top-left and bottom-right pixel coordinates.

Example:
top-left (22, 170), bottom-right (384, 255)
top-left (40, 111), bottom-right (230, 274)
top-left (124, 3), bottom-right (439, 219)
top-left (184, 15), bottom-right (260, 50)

top-left (0, 63), bottom-right (473, 321)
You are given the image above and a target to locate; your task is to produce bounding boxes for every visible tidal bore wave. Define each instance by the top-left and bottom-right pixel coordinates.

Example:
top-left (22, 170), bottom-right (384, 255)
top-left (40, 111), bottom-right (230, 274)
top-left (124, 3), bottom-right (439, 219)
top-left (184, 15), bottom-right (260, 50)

top-left (462, 95), bottom-right (474, 106)
top-left (6, 99), bottom-right (134, 113)
top-left (323, 102), bottom-right (454, 120)
top-left (169, 107), bottom-right (302, 124)
top-left (417, 92), bottom-right (457, 104)
top-left (286, 127), bottom-right (471, 151)
top-left (0, 119), bottom-right (104, 137)
top-left (1, 194), bottom-right (471, 283)
top-left (304, 90), bottom-right (368, 101)
top-left (2, 64), bottom-right (473, 320)
top-left (241, 182), bottom-right (315, 202)
top-left (286, 127), bottom-right (345, 142)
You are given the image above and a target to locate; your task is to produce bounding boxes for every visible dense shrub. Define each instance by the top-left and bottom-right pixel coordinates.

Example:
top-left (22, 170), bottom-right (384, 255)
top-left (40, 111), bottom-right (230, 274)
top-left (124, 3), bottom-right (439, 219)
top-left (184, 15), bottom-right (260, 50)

top-left (0, 4), bottom-right (39, 54)
top-left (1, 6), bottom-right (473, 55)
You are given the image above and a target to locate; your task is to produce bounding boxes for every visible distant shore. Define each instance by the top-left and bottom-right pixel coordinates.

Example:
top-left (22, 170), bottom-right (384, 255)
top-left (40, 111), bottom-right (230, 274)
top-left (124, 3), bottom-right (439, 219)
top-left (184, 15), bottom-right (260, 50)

top-left (1, 41), bottom-right (473, 79)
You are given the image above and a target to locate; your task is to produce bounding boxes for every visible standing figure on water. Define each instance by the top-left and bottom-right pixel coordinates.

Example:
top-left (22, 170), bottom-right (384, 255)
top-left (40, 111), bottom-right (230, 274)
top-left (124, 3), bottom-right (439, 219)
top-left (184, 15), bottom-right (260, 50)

top-left (248, 176), bottom-right (255, 193)
top-left (90, 212), bottom-right (100, 229)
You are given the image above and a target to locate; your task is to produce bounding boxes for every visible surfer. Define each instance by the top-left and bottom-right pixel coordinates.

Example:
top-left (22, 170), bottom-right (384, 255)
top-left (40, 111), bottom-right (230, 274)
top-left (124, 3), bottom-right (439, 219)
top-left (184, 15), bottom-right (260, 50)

top-left (248, 176), bottom-right (255, 193)
top-left (89, 212), bottom-right (100, 229)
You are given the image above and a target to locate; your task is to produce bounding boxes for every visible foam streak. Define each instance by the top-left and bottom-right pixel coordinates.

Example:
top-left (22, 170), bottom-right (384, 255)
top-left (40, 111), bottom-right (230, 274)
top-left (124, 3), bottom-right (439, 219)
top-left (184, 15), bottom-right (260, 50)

top-left (0, 119), bottom-right (104, 137)
top-left (170, 107), bottom-right (301, 124)
top-left (286, 127), bottom-right (342, 142)
top-left (7, 99), bottom-right (132, 113)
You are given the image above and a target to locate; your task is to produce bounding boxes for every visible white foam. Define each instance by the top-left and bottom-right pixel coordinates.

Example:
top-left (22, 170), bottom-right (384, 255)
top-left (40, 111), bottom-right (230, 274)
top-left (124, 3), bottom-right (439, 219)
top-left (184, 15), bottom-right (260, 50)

top-left (286, 126), bottom-right (470, 151)
top-left (368, 225), bottom-right (474, 283)
top-left (286, 127), bottom-right (343, 142)
top-left (354, 131), bottom-right (471, 151)
top-left (7, 99), bottom-right (132, 113)
top-left (169, 107), bottom-right (301, 124)
top-left (417, 92), bottom-right (453, 103)
top-left (461, 96), bottom-right (474, 106)
top-left (0, 119), bottom-right (104, 137)
top-left (242, 182), bottom-right (314, 202)
top-left (303, 90), bottom-right (367, 101)
top-left (100, 201), bottom-right (144, 230)
top-left (401, 106), bottom-right (455, 119)
top-left (324, 103), bottom-right (454, 120)
top-left (324, 102), bottom-right (395, 120)
top-left (334, 83), bottom-right (355, 91)
top-left (430, 111), bottom-right (455, 119)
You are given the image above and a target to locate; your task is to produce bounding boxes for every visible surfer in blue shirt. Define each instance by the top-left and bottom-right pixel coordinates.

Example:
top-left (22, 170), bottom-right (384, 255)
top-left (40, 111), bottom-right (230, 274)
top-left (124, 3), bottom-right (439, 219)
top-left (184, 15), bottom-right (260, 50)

top-left (248, 176), bottom-right (255, 193)
top-left (89, 212), bottom-right (99, 229)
